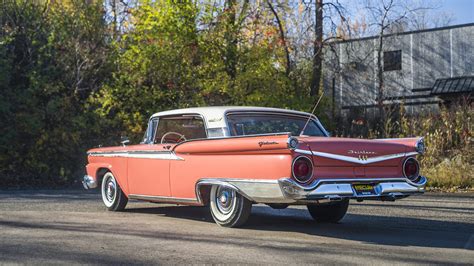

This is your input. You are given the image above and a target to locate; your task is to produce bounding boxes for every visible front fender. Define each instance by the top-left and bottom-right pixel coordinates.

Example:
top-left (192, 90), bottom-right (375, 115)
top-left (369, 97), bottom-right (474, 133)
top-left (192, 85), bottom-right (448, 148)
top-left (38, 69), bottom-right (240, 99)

top-left (86, 162), bottom-right (113, 182)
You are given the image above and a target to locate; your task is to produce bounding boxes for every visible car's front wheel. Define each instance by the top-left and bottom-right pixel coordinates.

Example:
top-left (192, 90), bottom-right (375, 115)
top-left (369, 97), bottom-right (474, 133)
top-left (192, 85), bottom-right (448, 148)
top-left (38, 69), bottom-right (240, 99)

top-left (307, 199), bottom-right (349, 223)
top-left (209, 185), bottom-right (252, 227)
top-left (101, 172), bottom-right (128, 211)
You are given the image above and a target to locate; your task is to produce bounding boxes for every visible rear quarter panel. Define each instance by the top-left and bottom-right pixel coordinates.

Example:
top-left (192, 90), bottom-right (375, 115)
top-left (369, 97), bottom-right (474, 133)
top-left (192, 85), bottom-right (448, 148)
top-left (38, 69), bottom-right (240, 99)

top-left (170, 135), bottom-right (293, 199)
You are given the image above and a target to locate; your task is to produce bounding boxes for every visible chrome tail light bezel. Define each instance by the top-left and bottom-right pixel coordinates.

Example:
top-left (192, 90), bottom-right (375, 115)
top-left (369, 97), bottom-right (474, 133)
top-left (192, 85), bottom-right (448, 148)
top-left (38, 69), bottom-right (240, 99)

top-left (403, 157), bottom-right (420, 182)
top-left (291, 156), bottom-right (314, 185)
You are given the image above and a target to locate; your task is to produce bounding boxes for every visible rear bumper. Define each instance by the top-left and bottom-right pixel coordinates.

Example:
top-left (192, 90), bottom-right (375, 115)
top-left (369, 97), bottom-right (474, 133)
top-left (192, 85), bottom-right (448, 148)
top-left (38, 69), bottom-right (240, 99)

top-left (278, 176), bottom-right (426, 202)
top-left (196, 176), bottom-right (426, 204)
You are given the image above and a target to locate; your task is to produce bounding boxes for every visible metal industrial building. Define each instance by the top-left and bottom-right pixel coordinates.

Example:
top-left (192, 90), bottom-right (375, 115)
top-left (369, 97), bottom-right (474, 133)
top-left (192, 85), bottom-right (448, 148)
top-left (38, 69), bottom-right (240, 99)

top-left (323, 23), bottom-right (474, 116)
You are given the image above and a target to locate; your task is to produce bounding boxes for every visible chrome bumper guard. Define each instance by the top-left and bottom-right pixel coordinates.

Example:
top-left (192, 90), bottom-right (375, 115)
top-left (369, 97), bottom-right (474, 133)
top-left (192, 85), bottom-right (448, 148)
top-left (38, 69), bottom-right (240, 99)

top-left (82, 175), bottom-right (97, 189)
top-left (197, 176), bottom-right (426, 204)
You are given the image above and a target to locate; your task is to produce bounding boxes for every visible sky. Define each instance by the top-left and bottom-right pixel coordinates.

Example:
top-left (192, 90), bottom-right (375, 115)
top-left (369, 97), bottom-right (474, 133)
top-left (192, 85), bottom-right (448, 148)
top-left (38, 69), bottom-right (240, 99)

top-left (337, 0), bottom-right (474, 28)
top-left (439, 0), bottom-right (474, 25)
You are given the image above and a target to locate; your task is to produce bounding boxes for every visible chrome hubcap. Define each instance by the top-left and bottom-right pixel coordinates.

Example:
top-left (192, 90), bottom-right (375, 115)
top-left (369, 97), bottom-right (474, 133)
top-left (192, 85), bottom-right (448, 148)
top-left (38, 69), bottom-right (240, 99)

top-left (104, 177), bottom-right (116, 203)
top-left (215, 187), bottom-right (235, 215)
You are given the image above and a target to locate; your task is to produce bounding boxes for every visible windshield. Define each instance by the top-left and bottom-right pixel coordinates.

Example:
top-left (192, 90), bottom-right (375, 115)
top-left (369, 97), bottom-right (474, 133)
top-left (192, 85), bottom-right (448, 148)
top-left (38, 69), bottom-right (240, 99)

top-left (226, 113), bottom-right (326, 137)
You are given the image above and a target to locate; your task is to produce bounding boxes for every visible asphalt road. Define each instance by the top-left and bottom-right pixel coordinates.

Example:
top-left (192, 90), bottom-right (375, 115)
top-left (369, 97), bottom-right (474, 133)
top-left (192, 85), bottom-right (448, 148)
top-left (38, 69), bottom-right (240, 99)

top-left (0, 190), bottom-right (473, 265)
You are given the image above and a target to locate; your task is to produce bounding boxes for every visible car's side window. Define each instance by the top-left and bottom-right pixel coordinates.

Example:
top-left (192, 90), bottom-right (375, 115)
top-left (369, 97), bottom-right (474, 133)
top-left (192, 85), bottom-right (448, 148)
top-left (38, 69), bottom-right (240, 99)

top-left (153, 115), bottom-right (207, 144)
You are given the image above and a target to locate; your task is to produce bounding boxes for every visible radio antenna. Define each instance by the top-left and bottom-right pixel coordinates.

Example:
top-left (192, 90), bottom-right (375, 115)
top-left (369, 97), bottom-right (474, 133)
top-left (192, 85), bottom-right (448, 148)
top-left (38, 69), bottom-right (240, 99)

top-left (299, 91), bottom-right (324, 137)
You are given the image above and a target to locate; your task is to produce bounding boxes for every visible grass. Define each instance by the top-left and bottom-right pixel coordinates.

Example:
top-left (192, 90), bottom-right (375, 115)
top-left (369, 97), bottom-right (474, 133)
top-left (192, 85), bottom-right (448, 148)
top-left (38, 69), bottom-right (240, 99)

top-left (422, 150), bottom-right (473, 191)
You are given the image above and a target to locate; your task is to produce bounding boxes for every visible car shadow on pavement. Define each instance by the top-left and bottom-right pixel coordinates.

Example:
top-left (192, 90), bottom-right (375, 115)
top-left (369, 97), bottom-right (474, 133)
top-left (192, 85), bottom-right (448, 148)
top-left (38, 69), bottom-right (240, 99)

top-left (124, 205), bottom-right (214, 222)
top-left (123, 204), bottom-right (473, 250)
top-left (246, 205), bottom-right (474, 250)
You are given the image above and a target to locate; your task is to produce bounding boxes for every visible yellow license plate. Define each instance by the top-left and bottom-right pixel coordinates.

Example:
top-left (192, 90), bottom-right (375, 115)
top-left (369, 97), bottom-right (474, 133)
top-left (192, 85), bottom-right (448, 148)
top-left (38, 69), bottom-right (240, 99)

top-left (353, 184), bottom-right (374, 190)
top-left (353, 184), bottom-right (375, 195)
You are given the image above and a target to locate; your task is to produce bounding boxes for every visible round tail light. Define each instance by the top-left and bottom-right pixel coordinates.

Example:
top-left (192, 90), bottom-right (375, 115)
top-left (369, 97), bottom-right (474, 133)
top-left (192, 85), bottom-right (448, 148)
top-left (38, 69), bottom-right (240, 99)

top-left (403, 158), bottom-right (420, 182)
top-left (292, 156), bottom-right (313, 184)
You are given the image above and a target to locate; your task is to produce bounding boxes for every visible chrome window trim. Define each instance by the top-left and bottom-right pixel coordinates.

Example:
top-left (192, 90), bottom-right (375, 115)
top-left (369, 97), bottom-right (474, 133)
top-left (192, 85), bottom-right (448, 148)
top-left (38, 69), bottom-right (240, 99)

top-left (151, 117), bottom-right (159, 144)
top-left (295, 149), bottom-right (419, 165)
top-left (145, 117), bottom-right (159, 144)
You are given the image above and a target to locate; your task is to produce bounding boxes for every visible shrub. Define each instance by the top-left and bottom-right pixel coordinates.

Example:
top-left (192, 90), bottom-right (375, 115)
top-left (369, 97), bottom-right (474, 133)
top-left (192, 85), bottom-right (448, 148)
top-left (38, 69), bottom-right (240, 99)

top-left (335, 99), bottom-right (473, 190)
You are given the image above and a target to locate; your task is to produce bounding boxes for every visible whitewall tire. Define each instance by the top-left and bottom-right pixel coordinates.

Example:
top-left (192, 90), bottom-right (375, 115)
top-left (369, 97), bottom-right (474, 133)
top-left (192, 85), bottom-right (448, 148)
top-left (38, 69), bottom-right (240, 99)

top-left (209, 185), bottom-right (252, 227)
top-left (101, 172), bottom-right (128, 211)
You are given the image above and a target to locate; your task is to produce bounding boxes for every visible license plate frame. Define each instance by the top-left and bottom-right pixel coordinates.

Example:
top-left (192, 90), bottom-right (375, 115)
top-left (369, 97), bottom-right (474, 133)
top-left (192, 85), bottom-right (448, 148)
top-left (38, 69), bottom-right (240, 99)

top-left (353, 184), bottom-right (376, 196)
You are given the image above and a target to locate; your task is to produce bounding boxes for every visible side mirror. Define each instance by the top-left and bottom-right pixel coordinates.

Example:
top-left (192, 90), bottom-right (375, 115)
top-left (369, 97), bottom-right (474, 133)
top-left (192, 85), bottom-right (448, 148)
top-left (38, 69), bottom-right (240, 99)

top-left (120, 136), bottom-right (130, 147)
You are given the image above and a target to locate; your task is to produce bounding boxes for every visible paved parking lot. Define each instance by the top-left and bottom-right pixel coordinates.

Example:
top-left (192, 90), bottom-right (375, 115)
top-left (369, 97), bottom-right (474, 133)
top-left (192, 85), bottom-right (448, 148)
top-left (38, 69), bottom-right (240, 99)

top-left (0, 190), bottom-right (473, 264)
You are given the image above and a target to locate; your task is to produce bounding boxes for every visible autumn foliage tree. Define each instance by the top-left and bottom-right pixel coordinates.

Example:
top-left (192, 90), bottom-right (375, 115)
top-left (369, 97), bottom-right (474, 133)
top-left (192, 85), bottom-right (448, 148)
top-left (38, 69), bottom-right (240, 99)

top-left (1, 0), bottom-right (466, 189)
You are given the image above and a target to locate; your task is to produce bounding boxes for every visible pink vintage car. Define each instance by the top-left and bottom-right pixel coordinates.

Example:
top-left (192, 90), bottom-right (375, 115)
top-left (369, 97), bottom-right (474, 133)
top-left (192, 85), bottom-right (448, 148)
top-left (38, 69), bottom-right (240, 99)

top-left (83, 107), bottom-right (426, 227)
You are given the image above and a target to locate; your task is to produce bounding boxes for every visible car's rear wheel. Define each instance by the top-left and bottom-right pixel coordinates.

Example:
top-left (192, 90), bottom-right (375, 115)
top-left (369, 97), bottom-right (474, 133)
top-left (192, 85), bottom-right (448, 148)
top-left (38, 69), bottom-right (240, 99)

top-left (209, 185), bottom-right (252, 227)
top-left (101, 172), bottom-right (128, 211)
top-left (307, 199), bottom-right (349, 223)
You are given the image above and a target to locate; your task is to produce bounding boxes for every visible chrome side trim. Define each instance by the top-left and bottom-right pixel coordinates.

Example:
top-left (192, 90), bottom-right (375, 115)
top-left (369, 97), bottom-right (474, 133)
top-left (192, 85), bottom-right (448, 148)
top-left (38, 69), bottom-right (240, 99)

top-left (195, 176), bottom-right (426, 204)
top-left (88, 151), bottom-right (183, 160)
top-left (295, 149), bottom-right (419, 165)
top-left (128, 194), bottom-right (202, 205)
top-left (82, 175), bottom-right (97, 189)
top-left (196, 178), bottom-right (292, 204)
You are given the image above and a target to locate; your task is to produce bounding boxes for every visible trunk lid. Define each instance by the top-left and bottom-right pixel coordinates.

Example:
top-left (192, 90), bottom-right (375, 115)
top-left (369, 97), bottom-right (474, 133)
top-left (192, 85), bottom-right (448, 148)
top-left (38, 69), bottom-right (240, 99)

top-left (298, 137), bottom-right (409, 167)
top-left (296, 137), bottom-right (419, 179)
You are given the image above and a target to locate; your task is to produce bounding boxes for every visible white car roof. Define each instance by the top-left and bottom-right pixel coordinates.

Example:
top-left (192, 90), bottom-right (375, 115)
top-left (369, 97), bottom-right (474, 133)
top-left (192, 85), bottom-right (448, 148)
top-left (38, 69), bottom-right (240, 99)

top-left (150, 106), bottom-right (316, 129)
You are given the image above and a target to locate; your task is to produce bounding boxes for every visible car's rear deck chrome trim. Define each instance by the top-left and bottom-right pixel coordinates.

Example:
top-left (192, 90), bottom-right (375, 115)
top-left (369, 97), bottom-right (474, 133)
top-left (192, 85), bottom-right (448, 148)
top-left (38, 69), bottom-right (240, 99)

top-left (295, 149), bottom-right (419, 165)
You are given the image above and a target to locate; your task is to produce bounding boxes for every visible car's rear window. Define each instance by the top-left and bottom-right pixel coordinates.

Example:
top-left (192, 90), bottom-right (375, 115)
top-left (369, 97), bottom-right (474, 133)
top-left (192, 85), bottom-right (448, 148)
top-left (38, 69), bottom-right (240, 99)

top-left (226, 113), bottom-right (326, 137)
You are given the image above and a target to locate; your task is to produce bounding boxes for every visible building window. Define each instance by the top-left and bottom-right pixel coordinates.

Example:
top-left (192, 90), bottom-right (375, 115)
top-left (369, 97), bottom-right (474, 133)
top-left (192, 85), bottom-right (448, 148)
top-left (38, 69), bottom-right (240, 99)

top-left (383, 50), bottom-right (402, 71)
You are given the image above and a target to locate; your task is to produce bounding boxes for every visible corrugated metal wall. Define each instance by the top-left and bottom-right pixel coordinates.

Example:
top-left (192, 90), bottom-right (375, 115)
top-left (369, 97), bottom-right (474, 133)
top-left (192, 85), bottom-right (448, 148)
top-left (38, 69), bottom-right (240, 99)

top-left (323, 24), bottom-right (474, 115)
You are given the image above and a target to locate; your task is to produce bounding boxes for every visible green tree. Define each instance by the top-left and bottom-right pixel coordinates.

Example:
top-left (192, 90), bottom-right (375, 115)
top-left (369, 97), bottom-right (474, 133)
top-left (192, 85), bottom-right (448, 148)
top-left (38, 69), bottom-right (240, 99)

top-left (0, 0), bottom-right (112, 187)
